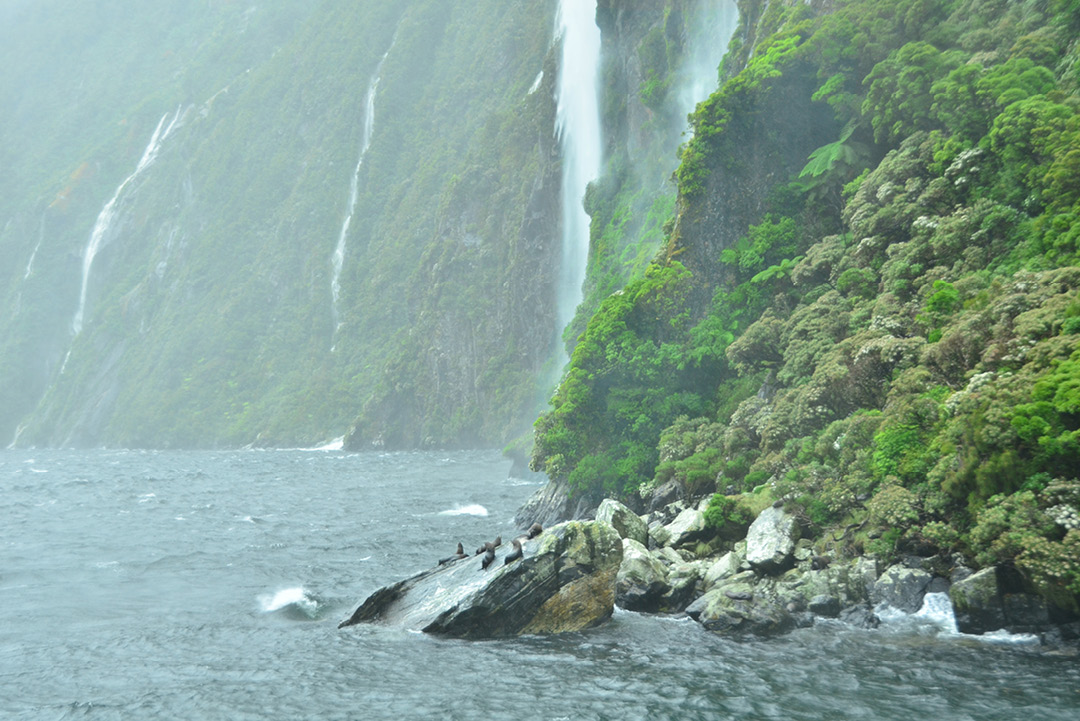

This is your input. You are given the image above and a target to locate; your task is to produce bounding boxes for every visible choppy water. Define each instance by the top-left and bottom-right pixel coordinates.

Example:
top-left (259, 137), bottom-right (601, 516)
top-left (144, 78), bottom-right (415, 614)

top-left (2, 449), bottom-right (1078, 720)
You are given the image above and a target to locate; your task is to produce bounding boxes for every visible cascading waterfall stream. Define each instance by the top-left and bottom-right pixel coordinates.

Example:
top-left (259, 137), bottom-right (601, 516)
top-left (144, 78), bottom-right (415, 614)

top-left (553, 0), bottom-right (602, 355)
top-left (71, 106), bottom-right (183, 338)
top-left (330, 42), bottom-right (394, 343)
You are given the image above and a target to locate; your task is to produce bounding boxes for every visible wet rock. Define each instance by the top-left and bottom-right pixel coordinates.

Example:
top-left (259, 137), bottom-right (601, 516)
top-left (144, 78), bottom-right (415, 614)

top-left (339, 520), bottom-right (623, 638)
top-left (663, 561), bottom-right (706, 612)
top-left (871, 564), bottom-right (933, 613)
top-left (949, 566), bottom-right (1005, 634)
top-left (596, 498), bottom-right (648, 546)
top-left (808, 594), bottom-right (841, 618)
top-left (514, 479), bottom-right (597, 528)
top-left (664, 507), bottom-right (708, 549)
top-left (837, 603), bottom-right (880, 629)
top-left (686, 575), bottom-right (796, 637)
top-left (703, 550), bottom-right (743, 591)
top-left (615, 538), bottom-right (669, 612)
top-left (745, 506), bottom-right (799, 573)
top-left (647, 520), bottom-right (672, 549)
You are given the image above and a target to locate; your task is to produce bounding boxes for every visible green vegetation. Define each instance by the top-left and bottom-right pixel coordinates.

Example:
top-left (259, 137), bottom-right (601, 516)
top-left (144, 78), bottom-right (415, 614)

top-left (534, 0), bottom-right (1080, 614)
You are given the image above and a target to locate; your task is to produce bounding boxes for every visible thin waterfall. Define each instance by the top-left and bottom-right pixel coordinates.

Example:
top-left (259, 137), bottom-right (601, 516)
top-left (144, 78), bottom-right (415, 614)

top-left (330, 41), bottom-right (394, 341)
top-left (554, 0), bottom-right (602, 353)
top-left (675, 1), bottom-right (738, 124)
top-left (71, 106), bottom-right (183, 337)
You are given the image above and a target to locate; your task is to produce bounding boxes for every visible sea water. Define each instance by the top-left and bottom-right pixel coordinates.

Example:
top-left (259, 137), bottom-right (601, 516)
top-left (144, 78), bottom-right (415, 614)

top-left (2, 449), bottom-right (1078, 720)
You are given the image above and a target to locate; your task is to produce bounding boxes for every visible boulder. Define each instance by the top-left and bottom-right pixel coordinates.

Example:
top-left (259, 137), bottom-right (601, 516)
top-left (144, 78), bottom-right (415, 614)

top-left (663, 560), bottom-right (706, 612)
top-left (647, 520), bottom-right (673, 549)
top-left (596, 498), bottom-right (649, 546)
top-left (703, 550), bottom-right (743, 591)
top-left (339, 520), bottom-right (623, 638)
top-left (745, 506), bottom-right (800, 572)
top-left (615, 538), bottom-right (670, 612)
top-left (685, 574), bottom-right (796, 637)
top-left (644, 478), bottom-right (683, 512)
top-left (808, 594), bottom-right (841, 617)
top-left (949, 566), bottom-right (1005, 634)
top-left (514, 479), bottom-right (597, 528)
top-left (664, 507), bottom-right (708, 548)
top-left (871, 564), bottom-right (934, 613)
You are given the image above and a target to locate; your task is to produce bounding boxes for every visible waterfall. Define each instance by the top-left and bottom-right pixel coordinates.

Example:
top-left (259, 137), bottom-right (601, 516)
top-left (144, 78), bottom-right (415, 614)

top-left (330, 42), bottom-right (394, 341)
top-left (674, 1), bottom-right (738, 124)
top-left (554, 0), bottom-right (602, 352)
top-left (71, 106), bottom-right (183, 337)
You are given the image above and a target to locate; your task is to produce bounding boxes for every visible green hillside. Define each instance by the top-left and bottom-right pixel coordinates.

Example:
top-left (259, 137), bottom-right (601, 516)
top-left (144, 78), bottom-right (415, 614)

top-left (532, 0), bottom-right (1080, 612)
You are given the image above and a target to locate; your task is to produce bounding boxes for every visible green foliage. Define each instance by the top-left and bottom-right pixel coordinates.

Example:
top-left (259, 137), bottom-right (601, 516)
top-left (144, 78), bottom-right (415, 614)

top-left (547, 0), bottom-right (1080, 613)
top-left (703, 493), bottom-right (754, 538)
top-left (863, 42), bottom-right (962, 144)
top-left (720, 214), bottom-right (798, 275)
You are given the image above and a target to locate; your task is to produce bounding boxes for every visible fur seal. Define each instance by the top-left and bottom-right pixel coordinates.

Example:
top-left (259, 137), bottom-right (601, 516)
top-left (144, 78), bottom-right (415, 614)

top-left (503, 538), bottom-right (523, 565)
top-left (475, 536), bottom-right (503, 556)
top-left (526, 523), bottom-right (543, 539)
top-left (481, 546), bottom-right (496, 570)
top-left (811, 555), bottom-right (831, 571)
top-left (438, 542), bottom-right (467, 565)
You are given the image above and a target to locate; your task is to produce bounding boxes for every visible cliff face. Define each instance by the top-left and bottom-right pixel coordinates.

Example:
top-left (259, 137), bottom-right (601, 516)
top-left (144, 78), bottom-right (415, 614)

top-left (2, 1), bottom-right (562, 448)
top-left (531, 0), bottom-right (1080, 614)
top-left (2, 0), bottom-right (729, 451)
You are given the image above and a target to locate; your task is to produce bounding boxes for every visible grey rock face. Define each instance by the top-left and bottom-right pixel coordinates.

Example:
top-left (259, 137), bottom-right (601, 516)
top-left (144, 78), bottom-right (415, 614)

top-left (339, 521), bottom-right (622, 638)
top-left (949, 566), bottom-right (1005, 634)
top-left (745, 506), bottom-right (800, 572)
top-left (597, 498), bottom-right (649, 546)
top-left (685, 575), bottom-right (796, 637)
top-left (615, 538), bottom-right (670, 612)
top-left (871, 564), bottom-right (933, 613)
top-left (664, 507), bottom-right (708, 548)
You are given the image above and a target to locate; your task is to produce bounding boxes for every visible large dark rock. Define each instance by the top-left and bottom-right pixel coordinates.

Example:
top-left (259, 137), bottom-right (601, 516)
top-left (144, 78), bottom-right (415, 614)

top-left (949, 566), bottom-right (1006, 634)
top-left (871, 564), bottom-right (934, 613)
top-left (339, 521), bottom-right (623, 638)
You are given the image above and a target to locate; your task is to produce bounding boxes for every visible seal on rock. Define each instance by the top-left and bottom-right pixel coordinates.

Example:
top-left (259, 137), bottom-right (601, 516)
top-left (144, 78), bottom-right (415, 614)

top-left (438, 542), bottom-right (468, 565)
top-left (475, 536), bottom-right (503, 556)
top-left (481, 546), bottom-right (496, 571)
top-left (503, 539), bottom-right (523, 565)
top-left (526, 523), bottom-right (543, 539)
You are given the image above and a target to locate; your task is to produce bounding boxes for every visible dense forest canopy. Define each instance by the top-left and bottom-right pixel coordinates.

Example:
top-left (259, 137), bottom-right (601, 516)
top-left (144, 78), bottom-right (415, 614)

top-left (532, 0), bottom-right (1080, 612)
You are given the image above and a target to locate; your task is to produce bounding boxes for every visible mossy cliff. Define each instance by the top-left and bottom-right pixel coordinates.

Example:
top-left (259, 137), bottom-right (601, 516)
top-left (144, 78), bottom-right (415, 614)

top-left (531, 0), bottom-right (1080, 616)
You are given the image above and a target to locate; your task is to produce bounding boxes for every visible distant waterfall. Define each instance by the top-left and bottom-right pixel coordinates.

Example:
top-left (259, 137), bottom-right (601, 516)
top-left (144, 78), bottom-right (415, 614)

top-left (554, 0), bottom-right (602, 351)
top-left (330, 42), bottom-right (393, 340)
top-left (71, 106), bottom-right (183, 337)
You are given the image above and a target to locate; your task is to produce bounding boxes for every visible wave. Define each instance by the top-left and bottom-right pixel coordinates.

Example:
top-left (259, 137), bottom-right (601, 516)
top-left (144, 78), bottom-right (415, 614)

top-left (437, 504), bottom-right (488, 517)
top-left (259, 586), bottom-right (321, 619)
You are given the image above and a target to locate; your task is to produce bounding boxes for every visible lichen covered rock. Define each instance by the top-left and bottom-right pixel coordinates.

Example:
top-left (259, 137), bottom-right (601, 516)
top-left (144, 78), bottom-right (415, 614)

top-left (597, 498), bottom-right (649, 546)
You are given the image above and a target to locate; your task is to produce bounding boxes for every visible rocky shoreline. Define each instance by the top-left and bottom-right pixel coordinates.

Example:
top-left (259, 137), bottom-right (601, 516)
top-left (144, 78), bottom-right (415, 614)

top-left (340, 489), bottom-right (1079, 649)
top-left (600, 496), bottom-right (1080, 647)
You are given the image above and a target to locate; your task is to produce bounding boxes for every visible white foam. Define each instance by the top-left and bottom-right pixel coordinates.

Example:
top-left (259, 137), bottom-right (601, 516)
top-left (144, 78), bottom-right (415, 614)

top-left (259, 586), bottom-right (318, 618)
top-left (913, 591), bottom-right (958, 634)
top-left (879, 591), bottom-right (1043, 645)
top-left (438, 504), bottom-right (488, 517)
top-left (310, 436), bottom-right (345, 451)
